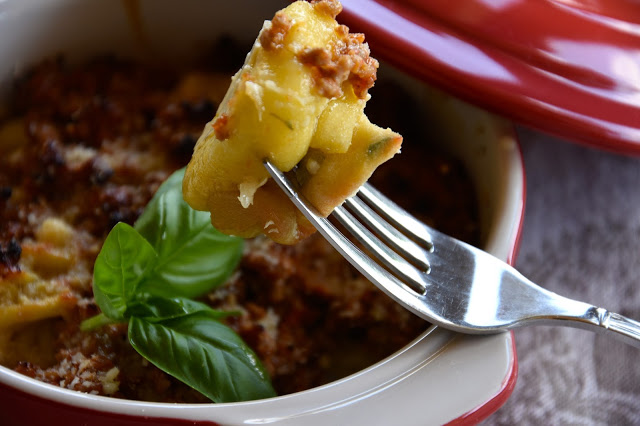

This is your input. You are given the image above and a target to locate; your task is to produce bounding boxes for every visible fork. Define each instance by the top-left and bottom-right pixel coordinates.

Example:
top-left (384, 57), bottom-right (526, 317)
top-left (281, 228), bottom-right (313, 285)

top-left (264, 160), bottom-right (640, 348)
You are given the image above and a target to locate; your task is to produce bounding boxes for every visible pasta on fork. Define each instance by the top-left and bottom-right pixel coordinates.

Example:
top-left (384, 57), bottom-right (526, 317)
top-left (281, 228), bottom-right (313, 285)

top-left (183, 0), bottom-right (402, 244)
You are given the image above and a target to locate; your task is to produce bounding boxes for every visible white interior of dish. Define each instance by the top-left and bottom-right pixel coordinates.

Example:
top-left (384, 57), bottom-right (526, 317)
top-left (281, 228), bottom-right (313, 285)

top-left (379, 67), bottom-right (523, 260)
top-left (0, 0), bottom-right (524, 424)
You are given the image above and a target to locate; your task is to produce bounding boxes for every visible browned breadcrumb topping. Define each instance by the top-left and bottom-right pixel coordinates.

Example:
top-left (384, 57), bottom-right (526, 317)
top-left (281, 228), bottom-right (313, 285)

top-left (16, 350), bottom-right (119, 396)
top-left (0, 52), bottom-right (226, 402)
top-left (299, 26), bottom-right (378, 99)
top-left (259, 1), bottom-right (343, 53)
top-left (311, 0), bottom-right (343, 18)
top-left (258, 0), bottom-right (377, 100)
top-left (212, 113), bottom-right (231, 140)
top-left (0, 41), bottom-right (479, 402)
top-left (259, 11), bottom-right (293, 52)
top-left (208, 235), bottom-right (431, 394)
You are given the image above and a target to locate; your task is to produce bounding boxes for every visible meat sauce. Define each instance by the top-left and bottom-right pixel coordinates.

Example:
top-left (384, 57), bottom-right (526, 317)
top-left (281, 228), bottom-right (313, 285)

top-left (0, 40), bottom-right (479, 402)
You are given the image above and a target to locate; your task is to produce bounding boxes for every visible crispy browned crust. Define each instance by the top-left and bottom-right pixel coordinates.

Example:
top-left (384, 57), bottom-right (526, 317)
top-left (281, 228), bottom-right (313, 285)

top-left (259, 11), bottom-right (293, 52)
top-left (1, 41), bottom-right (479, 402)
top-left (298, 24), bottom-right (378, 99)
top-left (311, 0), bottom-right (343, 18)
top-left (0, 57), bottom-right (215, 401)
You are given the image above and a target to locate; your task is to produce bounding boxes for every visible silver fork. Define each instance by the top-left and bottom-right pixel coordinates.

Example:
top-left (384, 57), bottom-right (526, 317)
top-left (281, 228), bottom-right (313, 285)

top-left (264, 160), bottom-right (640, 348)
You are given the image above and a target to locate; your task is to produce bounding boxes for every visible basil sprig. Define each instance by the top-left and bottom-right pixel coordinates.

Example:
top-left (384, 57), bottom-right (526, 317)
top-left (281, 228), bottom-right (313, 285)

top-left (135, 168), bottom-right (244, 299)
top-left (82, 168), bottom-right (275, 403)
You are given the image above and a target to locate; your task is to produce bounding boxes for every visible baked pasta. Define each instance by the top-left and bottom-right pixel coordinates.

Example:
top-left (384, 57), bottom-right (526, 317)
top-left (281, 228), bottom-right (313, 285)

top-left (183, 0), bottom-right (402, 244)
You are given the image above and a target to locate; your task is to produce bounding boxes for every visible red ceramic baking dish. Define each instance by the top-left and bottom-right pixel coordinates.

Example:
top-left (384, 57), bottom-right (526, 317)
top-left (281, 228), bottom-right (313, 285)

top-left (339, 0), bottom-right (640, 154)
top-left (0, 1), bottom-right (525, 424)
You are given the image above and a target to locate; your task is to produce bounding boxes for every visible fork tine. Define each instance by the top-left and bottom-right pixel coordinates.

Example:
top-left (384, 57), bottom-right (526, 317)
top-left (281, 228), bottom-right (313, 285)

top-left (342, 196), bottom-right (431, 273)
top-left (264, 162), bottom-right (640, 346)
top-left (263, 160), bottom-right (430, 302)
top-left (333, 205), bottom-right (428, 294)
top-left (359, 184), bottom-right (434, 251)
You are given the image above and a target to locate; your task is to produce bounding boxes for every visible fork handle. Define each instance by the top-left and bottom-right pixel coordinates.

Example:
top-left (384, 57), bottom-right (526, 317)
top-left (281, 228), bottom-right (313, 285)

top-left (590, 308), bottom-right (640, 348)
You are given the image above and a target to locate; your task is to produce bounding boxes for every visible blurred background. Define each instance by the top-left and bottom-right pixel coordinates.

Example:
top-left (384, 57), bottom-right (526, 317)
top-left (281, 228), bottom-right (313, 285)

top-left (484, 126), bottom-right (640, 425)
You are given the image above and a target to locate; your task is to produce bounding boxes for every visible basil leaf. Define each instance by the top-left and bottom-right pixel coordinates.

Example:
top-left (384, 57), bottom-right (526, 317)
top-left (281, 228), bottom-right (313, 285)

top-left (135, 168), bottom-right (243, 298)
top-left (126, 296), bottom-right (231, 321)
top-left (93, 222), bottom-right (157, 320)
top-left (129, 312), bottom-right (276, 403)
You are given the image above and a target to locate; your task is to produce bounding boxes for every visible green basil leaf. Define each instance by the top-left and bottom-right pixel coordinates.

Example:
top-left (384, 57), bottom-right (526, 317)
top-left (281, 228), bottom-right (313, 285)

top-left (135, 168), bottom-right (244, 298)
top-left (93, 222), bottom-right (157, 320)
top-left (80, 313), bottom-right (118, 331)
top-left (129, 312), bottom-right (276, 403)
top-left (126, 296), bottom-right (231, 321)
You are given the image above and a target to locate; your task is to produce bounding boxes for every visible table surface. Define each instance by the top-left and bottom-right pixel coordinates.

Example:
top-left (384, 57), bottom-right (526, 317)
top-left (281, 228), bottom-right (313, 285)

top-left (482, 127), bottom-right (640, 425)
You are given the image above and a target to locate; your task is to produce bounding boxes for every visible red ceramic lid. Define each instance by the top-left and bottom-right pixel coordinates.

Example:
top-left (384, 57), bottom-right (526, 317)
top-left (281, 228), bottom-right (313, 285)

top-left (340, 0), bottom-right (640, 154)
